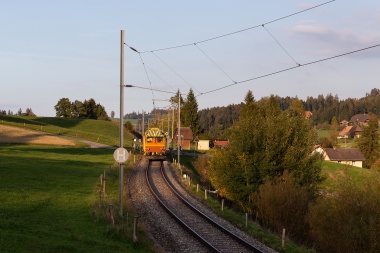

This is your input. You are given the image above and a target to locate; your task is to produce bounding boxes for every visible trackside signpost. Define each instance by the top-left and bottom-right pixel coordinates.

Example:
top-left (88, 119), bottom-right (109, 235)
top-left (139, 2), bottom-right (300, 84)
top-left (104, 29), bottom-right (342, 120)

top-left (114, 148), bottom-right (128, 163)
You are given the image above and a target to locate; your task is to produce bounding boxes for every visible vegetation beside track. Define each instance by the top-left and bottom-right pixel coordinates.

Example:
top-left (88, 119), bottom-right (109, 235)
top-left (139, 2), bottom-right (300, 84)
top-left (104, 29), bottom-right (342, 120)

top-left (0, 145), bottom-right (153, 253)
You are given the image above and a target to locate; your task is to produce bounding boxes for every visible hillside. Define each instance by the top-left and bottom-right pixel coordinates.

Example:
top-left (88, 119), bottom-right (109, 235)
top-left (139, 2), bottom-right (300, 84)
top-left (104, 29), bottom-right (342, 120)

top-left (0, 115), bottom-right (134, 148)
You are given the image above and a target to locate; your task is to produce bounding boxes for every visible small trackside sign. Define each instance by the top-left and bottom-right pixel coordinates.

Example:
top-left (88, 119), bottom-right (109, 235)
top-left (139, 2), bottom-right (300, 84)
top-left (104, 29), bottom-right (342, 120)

top-left (113, 148), bottom-right (128, 163)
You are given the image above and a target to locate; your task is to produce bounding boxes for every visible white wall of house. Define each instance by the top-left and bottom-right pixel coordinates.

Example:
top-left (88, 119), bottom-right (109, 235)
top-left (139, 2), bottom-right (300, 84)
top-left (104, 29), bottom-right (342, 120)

top-left (324, 155), bottom-right (363, 168)
top-left (198, 140), bottom-right (209, 150)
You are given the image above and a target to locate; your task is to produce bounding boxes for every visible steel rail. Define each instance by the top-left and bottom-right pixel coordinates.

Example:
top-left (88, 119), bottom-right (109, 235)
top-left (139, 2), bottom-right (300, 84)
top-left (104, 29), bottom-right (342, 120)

top-left (146, 160), bottom-right (221, 252)
top-left (146, 159), bottom-right (265, 253)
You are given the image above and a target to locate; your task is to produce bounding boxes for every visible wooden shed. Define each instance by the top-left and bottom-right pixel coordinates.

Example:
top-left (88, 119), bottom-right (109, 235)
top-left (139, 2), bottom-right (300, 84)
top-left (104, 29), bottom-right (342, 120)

top-left (174, 127), bottom-right (193, 150)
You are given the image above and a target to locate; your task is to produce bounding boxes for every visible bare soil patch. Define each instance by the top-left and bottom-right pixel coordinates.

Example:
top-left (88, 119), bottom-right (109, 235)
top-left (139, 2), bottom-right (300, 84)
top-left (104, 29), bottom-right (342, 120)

top-left (0, 125), bottom-right (75, 146)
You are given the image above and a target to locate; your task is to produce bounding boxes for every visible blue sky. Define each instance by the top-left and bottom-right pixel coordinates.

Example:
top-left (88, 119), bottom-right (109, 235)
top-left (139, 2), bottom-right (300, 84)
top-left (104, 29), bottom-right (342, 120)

top-left (1, 1), bottom-right (379, 117)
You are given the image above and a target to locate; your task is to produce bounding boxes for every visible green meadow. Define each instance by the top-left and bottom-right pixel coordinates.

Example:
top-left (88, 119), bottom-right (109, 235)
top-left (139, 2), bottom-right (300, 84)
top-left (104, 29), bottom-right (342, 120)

top-left (0, 145), bottom-right (152, 253)
top-left (0, 115), bottom-right (153, 253)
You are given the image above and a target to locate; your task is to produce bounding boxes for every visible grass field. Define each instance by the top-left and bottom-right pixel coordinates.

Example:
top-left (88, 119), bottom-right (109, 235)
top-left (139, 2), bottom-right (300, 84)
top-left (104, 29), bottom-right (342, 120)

top-left (0, 144), bottom-right (153, 253)
top-left (0, 115), bottom-right (134, 148)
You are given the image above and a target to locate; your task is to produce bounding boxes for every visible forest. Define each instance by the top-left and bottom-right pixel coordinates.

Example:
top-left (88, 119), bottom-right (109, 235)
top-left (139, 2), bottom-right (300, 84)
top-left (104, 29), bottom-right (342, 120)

top-left (197, 88), bottom-right (380, 139)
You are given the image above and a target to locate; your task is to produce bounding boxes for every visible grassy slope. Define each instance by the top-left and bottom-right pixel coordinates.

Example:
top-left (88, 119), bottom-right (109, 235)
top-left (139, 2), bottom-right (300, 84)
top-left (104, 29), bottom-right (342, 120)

top-left (0, 145), bottom-right (152, 253)
top-left (0, 115), bottom-right (134, 148)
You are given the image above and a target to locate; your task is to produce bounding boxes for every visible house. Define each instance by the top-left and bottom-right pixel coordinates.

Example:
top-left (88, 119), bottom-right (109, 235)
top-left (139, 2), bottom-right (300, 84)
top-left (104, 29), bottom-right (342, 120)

top-left (174, 127), bottom-right (193, 150)
top-left (338, 125), bottom-right (363, 139)
top-left (322, 148), bottom-right (365, 168)
top-left (213, 140), bottom-right (229, 149)
top-left (340, 120), bottom-right (349, 127)
top-left (312, 145), bottom-right (324, 156)
top-left (197, 140), bottom-right (210, 150)
top-left (305, 111), bottom-right (313, 119)
top-left (349, 114), bottom-right (371, 125)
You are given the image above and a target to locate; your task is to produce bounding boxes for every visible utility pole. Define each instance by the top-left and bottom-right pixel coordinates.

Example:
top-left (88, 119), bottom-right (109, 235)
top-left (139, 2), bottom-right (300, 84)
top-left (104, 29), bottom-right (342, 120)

top-left (142, 110), bottom-right (145, 136)
top-left (178, 94), bottom-right (181, 169)
top-left (119, 30), bottom-right (124, 216)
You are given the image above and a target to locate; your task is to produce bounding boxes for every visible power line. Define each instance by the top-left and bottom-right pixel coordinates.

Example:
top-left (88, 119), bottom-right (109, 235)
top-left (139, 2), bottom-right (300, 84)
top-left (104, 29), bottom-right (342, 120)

top-left (262, 25), bottom-right (300, 66)
top-left (197, 43), bottom-right (380, 96)
top-left (151, 51), bottom-right (202, 95)
top-left (137, 53), bottom-right (156, 108)
top-left (194, 43), bottom-right (236, 84)
top-left (138, 0), bottom-right (336, 53)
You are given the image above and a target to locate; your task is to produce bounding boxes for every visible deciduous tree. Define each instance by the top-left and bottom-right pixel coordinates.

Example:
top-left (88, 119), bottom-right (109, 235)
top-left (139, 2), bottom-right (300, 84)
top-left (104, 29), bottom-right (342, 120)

top-left (54, 98), bottom-right (72, 118)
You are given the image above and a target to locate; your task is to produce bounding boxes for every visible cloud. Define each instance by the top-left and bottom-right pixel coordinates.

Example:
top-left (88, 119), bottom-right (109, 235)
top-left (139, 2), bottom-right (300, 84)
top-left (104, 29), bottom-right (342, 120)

top-left (289, 25), bottom-right (329, 35)
top-left (288, 24), bottom-right (380, 58)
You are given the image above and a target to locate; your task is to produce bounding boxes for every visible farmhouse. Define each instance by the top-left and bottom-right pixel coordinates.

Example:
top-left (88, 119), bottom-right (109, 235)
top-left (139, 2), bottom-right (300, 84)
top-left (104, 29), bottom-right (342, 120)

top-left (338, 125), bottom-right (363, 139)
top-left (322, 148), bottom-right (365, 168)
top-left (349, 114), bottom-right (371, 125)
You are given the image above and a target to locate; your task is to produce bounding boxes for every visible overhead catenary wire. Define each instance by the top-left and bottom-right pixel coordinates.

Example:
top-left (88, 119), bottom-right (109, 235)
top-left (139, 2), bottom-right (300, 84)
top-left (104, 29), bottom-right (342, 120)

top-left (138, 53), bottom-right (156, 108)
top-left (125, 43), bottom-right (380, 98)
top-left (194, 43), bottom-right (236, 84)
top-left (197, 43), bottom-right (380, 96)
top-left (137, 0), bottom-right (336, 53)
top-left (151, 51), bottom-right (202, 95)
top-left (262, 25), bottom-right (300, 66)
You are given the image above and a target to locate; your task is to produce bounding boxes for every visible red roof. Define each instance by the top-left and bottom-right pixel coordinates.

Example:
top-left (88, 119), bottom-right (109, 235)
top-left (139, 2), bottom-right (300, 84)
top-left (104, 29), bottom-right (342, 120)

top-left (213, 140), bottom-right (229, 147)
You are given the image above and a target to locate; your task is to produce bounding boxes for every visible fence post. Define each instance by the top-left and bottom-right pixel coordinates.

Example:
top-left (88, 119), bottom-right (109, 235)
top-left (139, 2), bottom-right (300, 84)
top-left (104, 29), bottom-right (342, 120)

top-left (109, 204), bottom-right (115, 225)
top-left (222, 199), bottom-right (224, 211)
top-left (245, 213), bottom-right (248, 228)
top-left (205, 189), bottom-right (207, 200)
top-left (133, 216), bottom-right (138, 242)
top-left (197, 184), bottom-right (199, 192)
top-left (103, 180), bottom-right (106, 196)
top-left (282, 228), bottom-right (286, 249)
top-left (98, 191), bottom-right (102, 208)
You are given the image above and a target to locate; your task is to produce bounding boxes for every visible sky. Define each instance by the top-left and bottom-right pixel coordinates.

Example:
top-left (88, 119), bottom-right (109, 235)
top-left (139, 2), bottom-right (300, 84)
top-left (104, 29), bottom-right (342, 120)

top-left (1, 1), bottom-right (379, 117)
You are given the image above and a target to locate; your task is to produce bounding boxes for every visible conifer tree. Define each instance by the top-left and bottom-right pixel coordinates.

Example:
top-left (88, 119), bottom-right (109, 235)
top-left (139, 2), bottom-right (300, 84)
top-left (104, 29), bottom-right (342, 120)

top-left (358, 113), bottom-right (380, 168)
top-left (182, 88), bottom-right (200, 136)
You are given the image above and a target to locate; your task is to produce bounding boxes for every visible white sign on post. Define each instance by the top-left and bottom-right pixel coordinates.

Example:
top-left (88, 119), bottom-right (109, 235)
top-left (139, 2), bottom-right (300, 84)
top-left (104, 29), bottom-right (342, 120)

top-left (113, 148), bottom-right (128, 163)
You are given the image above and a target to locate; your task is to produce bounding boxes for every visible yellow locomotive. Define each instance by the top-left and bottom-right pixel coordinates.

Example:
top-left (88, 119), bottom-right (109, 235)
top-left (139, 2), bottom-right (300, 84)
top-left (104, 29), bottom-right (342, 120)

top-left (143, 128), bottom-right (167, 156)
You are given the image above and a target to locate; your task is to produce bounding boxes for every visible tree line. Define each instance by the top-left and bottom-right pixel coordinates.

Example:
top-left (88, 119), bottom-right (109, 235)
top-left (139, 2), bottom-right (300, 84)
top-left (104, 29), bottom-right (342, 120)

top-left (197, 88), bottom-right (380, 139)
top-left (1, 108), bottom-right (36, 116)
top-left (54, 98), bottom-right (109, 120)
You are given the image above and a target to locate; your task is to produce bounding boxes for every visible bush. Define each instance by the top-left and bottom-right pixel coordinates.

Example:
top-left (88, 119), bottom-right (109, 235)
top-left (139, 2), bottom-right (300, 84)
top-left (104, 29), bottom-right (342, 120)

top-left (253, 172), bottom-right (315, 243)
top-left (307, 173), bottom-right (380, 253)
top-left (193, 155), bottom-right (211, 185)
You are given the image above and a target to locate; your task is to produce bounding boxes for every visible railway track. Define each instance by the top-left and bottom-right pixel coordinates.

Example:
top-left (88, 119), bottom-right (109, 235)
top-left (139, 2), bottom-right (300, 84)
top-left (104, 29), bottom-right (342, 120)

top-left (146, 159), bottom-right (265, 253)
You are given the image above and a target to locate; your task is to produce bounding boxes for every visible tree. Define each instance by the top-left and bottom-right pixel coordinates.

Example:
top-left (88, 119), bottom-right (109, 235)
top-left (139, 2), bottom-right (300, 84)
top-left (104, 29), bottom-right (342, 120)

top-left (358, 113), bottom-right (380, 168)
top-left (111, 111), bottom-right (115, 119)
top-left (209, 93), bottom-right (323, 210)
top-left (182, 88), bottom-right (200, 136)
top-left (54, 98), bottom-right (109, 120)
top-left (124, 121), bottom-right (133, 132)
top-left (328, 116), bottom-right (339, 148)
top-left (71, 100), bottom-right (85, 118)
top-left (25, 108), bottom-right (36, 117)
top-left (54, 98), bottom-right (72, 118)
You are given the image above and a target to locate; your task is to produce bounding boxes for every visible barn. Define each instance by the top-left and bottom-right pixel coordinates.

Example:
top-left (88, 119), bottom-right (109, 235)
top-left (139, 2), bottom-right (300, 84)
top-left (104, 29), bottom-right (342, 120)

top-left (174, 127), bottom-right (193, 150)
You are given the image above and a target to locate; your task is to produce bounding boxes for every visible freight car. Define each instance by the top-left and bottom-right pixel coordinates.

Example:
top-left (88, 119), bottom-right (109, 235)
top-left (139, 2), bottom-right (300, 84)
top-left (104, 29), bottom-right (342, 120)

top-left (143, 128), bottom-right (167, 158)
